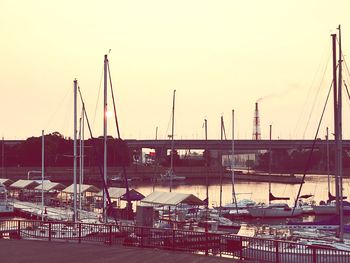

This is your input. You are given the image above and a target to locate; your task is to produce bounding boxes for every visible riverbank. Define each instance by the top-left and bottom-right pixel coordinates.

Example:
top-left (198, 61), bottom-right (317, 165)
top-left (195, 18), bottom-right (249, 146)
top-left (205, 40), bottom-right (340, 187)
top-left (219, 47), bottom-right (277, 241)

top-left (1, 165), bottom-right (345, 184)
top-left (0, 239), bottom-right (245, 263)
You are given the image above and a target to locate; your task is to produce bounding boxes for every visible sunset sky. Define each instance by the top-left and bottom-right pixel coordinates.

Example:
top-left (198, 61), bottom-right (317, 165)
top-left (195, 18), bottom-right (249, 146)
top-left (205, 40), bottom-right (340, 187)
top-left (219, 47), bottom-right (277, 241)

top-left (1, 0), bottom-right (350, 140)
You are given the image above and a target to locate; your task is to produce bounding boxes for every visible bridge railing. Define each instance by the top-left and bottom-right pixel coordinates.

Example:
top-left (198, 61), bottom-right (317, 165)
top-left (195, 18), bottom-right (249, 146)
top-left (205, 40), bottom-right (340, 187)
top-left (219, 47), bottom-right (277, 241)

top-left (1, 219), bottom-right (349, 263)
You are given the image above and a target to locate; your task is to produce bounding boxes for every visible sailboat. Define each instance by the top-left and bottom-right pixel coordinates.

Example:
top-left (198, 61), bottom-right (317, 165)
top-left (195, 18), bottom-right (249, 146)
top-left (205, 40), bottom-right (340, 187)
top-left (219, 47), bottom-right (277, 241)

top-left (214, 111), bottom-right (253, 218)
top-left (159, 90), bottom-right (186, 185)
top-left (312, 127), bottom-right (338, 215)
top-left (290, 26), bottom-right (350, 240)
top-left (247, 125), bottom-right (303, 218)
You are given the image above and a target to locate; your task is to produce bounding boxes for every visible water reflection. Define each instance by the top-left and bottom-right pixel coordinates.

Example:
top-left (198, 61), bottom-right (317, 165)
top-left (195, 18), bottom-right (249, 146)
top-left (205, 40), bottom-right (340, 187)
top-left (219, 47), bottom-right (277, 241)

top-left (130, 174), bottom-right (350, 209)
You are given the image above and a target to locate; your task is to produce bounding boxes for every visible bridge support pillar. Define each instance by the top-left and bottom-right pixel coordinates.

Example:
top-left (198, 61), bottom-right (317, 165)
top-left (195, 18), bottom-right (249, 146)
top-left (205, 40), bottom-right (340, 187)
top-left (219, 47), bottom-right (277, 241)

top-left (209, 150), bottom-right (223, 167)
top-left (155, 147), bottom-right (167, 163)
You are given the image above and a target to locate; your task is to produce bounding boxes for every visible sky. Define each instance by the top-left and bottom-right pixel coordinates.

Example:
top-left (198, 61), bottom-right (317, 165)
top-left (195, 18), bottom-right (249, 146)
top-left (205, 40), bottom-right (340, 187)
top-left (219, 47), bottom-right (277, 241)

top-left (1, 0), bottom-right (350, 141)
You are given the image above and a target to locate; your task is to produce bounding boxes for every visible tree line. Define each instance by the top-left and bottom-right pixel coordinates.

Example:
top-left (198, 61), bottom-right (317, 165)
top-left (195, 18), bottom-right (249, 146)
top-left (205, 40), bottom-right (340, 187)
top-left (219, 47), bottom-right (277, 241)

top-left (1, 132), bottom-right (131, 167)
top-left (255, 148), bottom-right (350, 173)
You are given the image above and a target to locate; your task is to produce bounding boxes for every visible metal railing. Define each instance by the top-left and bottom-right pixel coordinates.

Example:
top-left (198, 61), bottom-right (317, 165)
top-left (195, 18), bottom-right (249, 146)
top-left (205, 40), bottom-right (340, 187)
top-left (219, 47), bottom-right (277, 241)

top-left (1, 219), bottom-right (349, 263)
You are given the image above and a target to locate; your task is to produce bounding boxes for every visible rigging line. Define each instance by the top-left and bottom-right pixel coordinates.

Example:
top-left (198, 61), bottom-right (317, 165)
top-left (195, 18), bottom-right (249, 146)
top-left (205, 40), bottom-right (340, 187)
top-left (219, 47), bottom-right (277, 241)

top-left (93, 65), bottom-right (104, 127)
top-left (107, 60), bottom-right (132, 212)
top-left (292, 79), bottom-right (333, 214)
top-left (164, 102), bottom-right (173, 140)
top-left (343, 59), bottom-right (350, 88)
top-left (44, 86), bottom-right (72, 131)
top-left (77, 86), bottom-right (114, 216)
top-left (294, 43), bottom-right (331, 138)
top-left (302, 53), bottom-right (331, 139)
top-left (343, 81), bottom-right (350, 113)
top-left (61, 91), bottom-right (74, 137)
top-left (344, 82), bottom-right (350, 103)
top-left (107, 61), bottom-right (121, 138)
top-left (222, 117), bottom-right (227, 140)
top-left (222, 115), bottom-right (238, 208)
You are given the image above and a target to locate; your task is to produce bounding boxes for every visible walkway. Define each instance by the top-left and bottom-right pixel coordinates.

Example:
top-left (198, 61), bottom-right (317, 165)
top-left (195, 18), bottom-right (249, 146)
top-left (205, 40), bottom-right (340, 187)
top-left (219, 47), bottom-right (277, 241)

top-left (0, 239), bottom-right (248, 263)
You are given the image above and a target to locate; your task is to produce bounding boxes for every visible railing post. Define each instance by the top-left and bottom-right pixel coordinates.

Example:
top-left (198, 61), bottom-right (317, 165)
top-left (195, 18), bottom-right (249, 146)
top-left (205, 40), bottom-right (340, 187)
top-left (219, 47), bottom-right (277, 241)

top-left (109, 225), bottom-right (112, 246)
top-left (275, 240), bottom-right (279, 263)
top-left (172, 229), bottom-right (175, 250)
top-left (312, 246), bottom-right (317, 263)
top-left (17, 220), bottom-right (21, 239)
top-left (140, 227), bottom-right (144, 247)
top-left (239, 236), bottom-right (243, 260)
top-left (205, 231), bottom-right (209, 256)
top-left (78, 223), bottom-right (81, 244)
top-left (49, 221), bottom-right (52, 241)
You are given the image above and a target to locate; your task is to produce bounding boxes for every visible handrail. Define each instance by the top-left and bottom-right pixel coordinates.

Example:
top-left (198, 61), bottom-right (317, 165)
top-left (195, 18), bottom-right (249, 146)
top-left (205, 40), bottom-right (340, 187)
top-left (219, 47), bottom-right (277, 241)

top-left (0, 219), bottom-right (349, 263)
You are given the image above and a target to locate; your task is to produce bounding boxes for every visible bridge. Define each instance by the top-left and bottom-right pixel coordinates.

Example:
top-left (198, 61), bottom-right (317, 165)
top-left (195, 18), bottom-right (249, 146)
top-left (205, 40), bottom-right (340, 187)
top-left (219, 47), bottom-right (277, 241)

top-left (125, 139), bottom-right (350, 151)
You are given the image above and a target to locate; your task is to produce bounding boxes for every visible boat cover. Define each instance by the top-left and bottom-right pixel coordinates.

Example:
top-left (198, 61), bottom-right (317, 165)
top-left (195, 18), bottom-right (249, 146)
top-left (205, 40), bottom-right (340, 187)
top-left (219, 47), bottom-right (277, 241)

top-left (34, 181), bottom-right (66, 192)
top-left (10, 179), bottom-right (40, 190)
top-left (96, 187), bottom-right (144, 201)
top-left (141, 191), bottom-right (204, 206)
top-left (62, 184), bottom-right (99, 194)
top-left (269, 192), bottom-right (290, 201)
top-left (0, 178), bottom-right (14, 187)
top-left (120, 189), bottom-right (145, 201)
top-left (328, 192), bottom-right (347, 201)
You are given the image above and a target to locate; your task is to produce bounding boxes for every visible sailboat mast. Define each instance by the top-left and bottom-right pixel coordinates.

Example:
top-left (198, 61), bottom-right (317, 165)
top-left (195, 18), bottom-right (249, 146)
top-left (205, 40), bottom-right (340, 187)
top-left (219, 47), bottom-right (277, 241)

top-left (219, 116), bottom-right (224, 214)
top-left (231, 110), bottom-right (239, 214)
top-left (326, 127), bottom-right (330, 195)
top-left (79, 110), bottom-right (82, 211)
top-left (337, 24), bottom-right (344, 241)
top-left (204, 119), bottom-right (208, 208)
top-left (169, 89), bottom-right (176, 192)
top-left (41, 130), bottom-right (44, 221)
top-left (82, 107), bottom-right (84, 185)
top-left (1, 137), bottom-right (4, 178)
top-left (331, 33), bottom-right (340, 216)
top-left (269, 124), bottom-right (272, 204)
top-left (73, 79), bottom-right (78, 222)
top-left (103, 54), bottom-right (108, 222)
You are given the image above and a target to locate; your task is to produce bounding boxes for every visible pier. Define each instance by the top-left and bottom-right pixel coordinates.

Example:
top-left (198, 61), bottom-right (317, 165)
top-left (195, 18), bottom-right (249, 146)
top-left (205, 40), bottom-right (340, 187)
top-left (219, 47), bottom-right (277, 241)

top-left (12, 200), bottom-right (100, 222)
top-left (0, 239), bottom-right (239, 263)
top-left (1, 219), bottom-right (349, 263)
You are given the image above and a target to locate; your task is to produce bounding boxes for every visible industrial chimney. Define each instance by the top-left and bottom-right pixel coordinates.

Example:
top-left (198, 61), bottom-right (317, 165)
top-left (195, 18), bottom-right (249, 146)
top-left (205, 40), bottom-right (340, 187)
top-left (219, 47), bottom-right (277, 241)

top-left (252, 102), bottom-right (261, 140)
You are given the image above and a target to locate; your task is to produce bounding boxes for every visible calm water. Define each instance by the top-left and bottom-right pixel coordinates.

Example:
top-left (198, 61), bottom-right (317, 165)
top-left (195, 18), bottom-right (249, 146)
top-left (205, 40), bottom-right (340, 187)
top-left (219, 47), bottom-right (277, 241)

top-left (129, 174), bottom-right (350, 208)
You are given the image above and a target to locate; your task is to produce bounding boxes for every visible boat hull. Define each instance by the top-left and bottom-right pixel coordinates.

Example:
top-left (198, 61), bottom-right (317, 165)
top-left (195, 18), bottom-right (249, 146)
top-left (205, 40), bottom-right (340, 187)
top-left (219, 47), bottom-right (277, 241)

top-left (248, 207), bottom-right (302, 218)
top-left (313, 205), bottom-right (336, 215)
top-left (0, 205), bottom-right (14, 217)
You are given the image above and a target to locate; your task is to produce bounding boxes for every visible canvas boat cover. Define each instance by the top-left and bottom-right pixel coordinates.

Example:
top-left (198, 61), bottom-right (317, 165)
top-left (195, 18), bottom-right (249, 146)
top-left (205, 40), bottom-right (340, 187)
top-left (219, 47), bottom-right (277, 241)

top-left (96, 187), bottom-right (145, 201)
top-left (62, 184), bottom-right (99, 194)
top-left (0, 178), bottom-right (14, 186)
top-left (141, 191), bottom-right (204, 206)
top-left (120, 189), bottom-right (145, 201)
top-left (96, 187), bottom-right (127, 199)
top-left (34, 181), bottom-right (66, 192)
top-left (10, 179), bottom-right (40, 190)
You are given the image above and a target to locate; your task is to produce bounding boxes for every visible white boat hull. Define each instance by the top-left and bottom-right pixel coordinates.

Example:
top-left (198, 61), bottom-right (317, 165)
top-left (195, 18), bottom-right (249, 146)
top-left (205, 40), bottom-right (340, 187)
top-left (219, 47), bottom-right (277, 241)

top-left (313, 205), bottom-right (336, 215)
top-left (248, 207), bottom-right (302, 218)
top-left (0, 204), bottom-right (14, 216)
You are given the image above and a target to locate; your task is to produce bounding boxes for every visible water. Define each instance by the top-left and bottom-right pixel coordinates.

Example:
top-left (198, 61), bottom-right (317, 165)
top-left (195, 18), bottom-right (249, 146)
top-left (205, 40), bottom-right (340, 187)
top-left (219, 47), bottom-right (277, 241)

top-left (7, 173), bottom-right (350, 227)
top-left (130, 174), bottom-right (350, 233)
top-left (130, 174), bottom-right (350, 208)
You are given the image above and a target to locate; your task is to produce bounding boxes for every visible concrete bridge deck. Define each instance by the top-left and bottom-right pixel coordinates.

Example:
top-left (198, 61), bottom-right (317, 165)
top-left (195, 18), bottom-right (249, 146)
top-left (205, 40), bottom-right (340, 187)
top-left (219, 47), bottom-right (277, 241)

top-left (125, 139), bottom-right (350, 151)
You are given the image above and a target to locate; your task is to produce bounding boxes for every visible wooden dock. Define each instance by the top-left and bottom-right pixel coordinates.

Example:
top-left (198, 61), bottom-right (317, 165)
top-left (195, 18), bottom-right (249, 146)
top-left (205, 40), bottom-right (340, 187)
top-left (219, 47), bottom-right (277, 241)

top-left (13, 200), bottom-right (100, 222)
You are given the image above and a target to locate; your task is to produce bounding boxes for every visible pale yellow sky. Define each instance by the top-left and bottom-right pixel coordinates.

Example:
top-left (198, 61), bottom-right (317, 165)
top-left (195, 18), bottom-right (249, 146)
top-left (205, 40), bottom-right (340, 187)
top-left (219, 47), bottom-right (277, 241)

top-left (1, 0), bottom-right (350, 140)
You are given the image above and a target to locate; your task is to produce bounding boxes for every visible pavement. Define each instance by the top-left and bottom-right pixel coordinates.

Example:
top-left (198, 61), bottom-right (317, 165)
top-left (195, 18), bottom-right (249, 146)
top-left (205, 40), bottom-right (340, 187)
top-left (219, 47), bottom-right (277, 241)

top-left (0, 239), bottom-right (249, 263)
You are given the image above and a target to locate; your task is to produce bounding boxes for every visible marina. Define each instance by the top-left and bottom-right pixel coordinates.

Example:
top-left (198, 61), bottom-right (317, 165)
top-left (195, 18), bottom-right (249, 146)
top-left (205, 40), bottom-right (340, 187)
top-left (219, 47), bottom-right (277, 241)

top-left (1, 2), bottom-right (350, 261)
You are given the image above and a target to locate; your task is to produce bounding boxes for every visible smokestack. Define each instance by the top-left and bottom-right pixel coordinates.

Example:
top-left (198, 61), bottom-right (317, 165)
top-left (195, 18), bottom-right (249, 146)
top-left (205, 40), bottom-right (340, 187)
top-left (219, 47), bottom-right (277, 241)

top-left (253, 102), bottom-right (261, 140)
